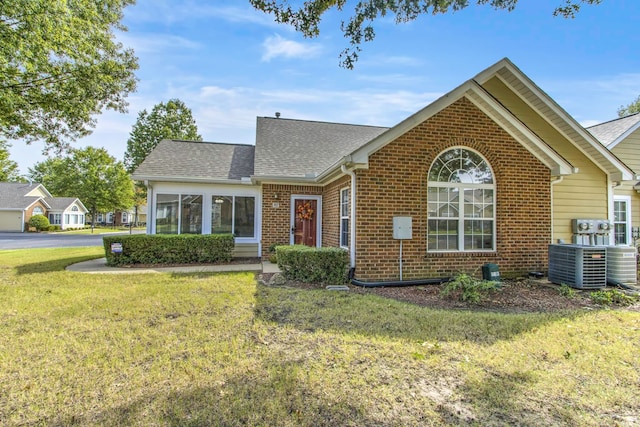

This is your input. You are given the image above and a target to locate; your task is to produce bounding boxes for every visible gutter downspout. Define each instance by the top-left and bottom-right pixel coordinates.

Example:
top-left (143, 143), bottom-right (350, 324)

top-left (341, 165), bottom-right (356, 269)
top-left (550, 176), bottom-right (563, 243)
top-left (21, 210), bottom-right (25, 233)
top-left (145, 180), bottom-right (153, 234)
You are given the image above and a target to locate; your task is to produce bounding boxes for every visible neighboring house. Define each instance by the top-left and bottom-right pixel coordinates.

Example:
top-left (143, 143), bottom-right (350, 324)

top-left (93, 206), bottom-right (147, 227)
top-left (587, 113), bottom-right (640, 246)
top-left (133, 58), bottom-right (635, 281)
top-left (45, 197), bottom-right (88, 230)
top-left (0, 183), bottom-right (88, 232)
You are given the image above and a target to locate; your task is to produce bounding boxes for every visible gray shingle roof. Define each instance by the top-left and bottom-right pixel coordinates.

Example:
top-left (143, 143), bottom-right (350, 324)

top-left (253, 117), bottom-right (389, 178)
top-left (587, 113), bottom-right (640, 147)
top-left (133, 140), bottom-right (255, 181)
top-left (0, 183), bottom-right (43, 209)
top-left (45, 197), bottom-right (84, 212)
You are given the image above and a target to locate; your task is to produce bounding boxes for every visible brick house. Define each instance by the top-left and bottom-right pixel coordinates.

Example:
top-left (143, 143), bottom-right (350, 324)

top-left (133, 58), bottom-right (635, 281)
top-left (0, 183), bottom-right (88, 232)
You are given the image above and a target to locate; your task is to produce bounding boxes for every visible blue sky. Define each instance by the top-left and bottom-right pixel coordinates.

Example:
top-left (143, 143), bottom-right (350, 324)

top-left (9, 0), bottom-right (640, 174)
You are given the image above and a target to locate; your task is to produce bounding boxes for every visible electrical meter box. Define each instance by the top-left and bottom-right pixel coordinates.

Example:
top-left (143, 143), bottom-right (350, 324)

top-left (393, 216), bottom-right (412, 240)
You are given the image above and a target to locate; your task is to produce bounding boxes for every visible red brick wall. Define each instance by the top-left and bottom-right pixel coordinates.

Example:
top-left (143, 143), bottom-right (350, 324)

top-left (261, 184), bottom-right (323, 256)
top-left (354, 97), bottom-right (551, 281)
top-left (322, 176), bottom-right (350, 249)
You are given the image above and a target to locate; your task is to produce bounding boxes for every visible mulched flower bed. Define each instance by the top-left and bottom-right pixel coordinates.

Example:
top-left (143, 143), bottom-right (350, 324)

top-left (258, 273), bottom-right (640, 313)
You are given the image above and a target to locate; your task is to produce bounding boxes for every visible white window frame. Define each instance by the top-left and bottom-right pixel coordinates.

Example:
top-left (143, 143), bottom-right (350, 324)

top-left (340, 187), bottom-right (350, 249)
top-left (211, 195), bottom-right (257, 238)
top-left (32, 206), bottom-right (44, 216)
top-left (427, 147), bottom-right (496, 252)
top-left (613, 195), bottom-right (632, 246)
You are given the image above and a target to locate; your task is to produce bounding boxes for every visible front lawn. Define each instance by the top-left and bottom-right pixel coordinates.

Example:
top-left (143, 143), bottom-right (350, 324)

top-left (0, 248), bottom-right (638, 426)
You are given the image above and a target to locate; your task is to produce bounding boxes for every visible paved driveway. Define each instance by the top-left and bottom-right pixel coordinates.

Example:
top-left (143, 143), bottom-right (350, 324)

top-left (0, 230), bottom-right (144, 250)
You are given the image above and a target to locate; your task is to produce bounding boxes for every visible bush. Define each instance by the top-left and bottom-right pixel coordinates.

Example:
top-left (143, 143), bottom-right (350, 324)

top-left (47, 225), bottom-right (62, 232)
top-left (103, 234), bottom-right (235, 266)
top-left (590, 288), bottom-right (639, 307)
top-left (440, 273), bottom-right (499, 304)
top-left (276, 245), bottom-right (349, 286)
top-left (28, 214), bottom-right (50, 232)
top-left (558, 284), bottom-right (577, 299)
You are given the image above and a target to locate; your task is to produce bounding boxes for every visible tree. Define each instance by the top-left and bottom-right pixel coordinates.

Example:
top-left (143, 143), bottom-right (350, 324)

top-left (0, 140), bottom-right (21, 182)
top-left (124, 99), bottom-right (202, 173)
top-left (250, 0), bottom-right (602, 68)
top-left (28, 147), bottom-right (134, 231)
top-left (618, 95), bottom-right (640, 117)
top-left (0, 0), bottom-right (138, 151)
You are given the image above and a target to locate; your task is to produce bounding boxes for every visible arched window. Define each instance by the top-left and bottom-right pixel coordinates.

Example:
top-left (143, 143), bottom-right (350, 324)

top-left (427, 147), bottom-right (495, 251)
top-left (71, 206), bottom-right (79, 212)
top-left (32, 206), bottom-right (44, 216)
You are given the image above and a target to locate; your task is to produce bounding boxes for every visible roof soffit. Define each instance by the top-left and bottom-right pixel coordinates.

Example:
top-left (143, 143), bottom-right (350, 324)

top-left (475, 59), bottom-right (633, 181)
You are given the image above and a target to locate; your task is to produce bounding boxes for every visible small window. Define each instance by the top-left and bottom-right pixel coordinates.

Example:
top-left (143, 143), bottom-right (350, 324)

top-left (33, 206), bottom-right (44, 216)
top-left (340, 188), bottom-right (350, 248)
top-left (614, 197), bottom-right (631, 245)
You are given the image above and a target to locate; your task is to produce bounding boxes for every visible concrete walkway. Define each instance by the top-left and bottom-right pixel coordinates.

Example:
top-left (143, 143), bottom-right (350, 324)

top-left (66, 258), bottom-right (280, 274)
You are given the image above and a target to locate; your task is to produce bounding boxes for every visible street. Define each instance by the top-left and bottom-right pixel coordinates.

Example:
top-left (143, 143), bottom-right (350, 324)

top-left (0, 230), bottom-right (144, 250)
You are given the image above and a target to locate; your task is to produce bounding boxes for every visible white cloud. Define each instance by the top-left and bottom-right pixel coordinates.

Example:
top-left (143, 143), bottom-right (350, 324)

top-left (117, 33), bottom-right (201, 54)
top-left (261, 34), bottom-right (322, 61)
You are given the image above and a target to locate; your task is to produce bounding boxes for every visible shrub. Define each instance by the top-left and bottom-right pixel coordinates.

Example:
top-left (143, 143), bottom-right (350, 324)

top-left (276, 245), bottom-right (349, 286)
top-left (590, 288), bottom-right (639, 307)
top-left (28, 214), bottom-right (50, 232)
top-left (268, 242), bottom-right (284, 264)
top-left (103, 234), bottom-right (235, 266)
top-left (47, 225), bottom-right (62, 232)
top-left (440, 273), bottom-right (499, 304)
top-left (558, 284), bottom-right (577, 299)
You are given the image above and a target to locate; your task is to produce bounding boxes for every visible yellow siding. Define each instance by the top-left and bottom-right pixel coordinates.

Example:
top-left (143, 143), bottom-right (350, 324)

top-left (613, 183), bottom-right (640, 227)
top-left (482, 77), bottom-right (609, 243)
top-left (0, 211), bottom-right (23, 232)
top-left (233, 243), bottom-right (259, 258)
top-left (610, 128), bottom-right (640, 173)
top-left (25, 187), bottom-right (49, 198)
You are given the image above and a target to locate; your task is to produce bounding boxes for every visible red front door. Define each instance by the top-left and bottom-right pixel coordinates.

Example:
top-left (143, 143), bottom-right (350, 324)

top-left (293, 198), bottom-right (317, 247)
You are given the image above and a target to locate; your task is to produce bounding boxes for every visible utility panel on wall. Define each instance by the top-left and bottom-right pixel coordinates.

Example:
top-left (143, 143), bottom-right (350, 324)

top-left (393, 216), bottom-right (412, 240)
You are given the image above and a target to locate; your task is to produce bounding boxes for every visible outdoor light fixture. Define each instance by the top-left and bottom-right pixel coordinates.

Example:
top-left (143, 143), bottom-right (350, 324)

top-left (214, 197), bottom-right (224, 204)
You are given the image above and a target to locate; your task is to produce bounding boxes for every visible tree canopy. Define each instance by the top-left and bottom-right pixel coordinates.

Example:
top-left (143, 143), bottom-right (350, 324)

top-left (0, 141), bottom-right (21, 182)
top-left (124, 99), bottom-right (202, 174)
top-left (28, 147), bottom-right (134, 226)
top-left (250, 0), bottom-right (602, 68)
top-left (618, 95), bottom-right (640, 117)
top-left (0, 0), bottom-right (138, 151)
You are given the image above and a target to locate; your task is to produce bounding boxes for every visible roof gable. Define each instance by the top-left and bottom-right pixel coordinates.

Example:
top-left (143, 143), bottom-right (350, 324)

top-left (348, 79), bottom-right (574, 176)
top-left (474, 58), bottom-right (633, 181)
top-left (45, 197), bottom-right (88, 213)
top-left (132, 140), bottom-right (255, 183)
top-left (587, 113), bottom-right (640, 149)
top-left (0, 183), bottom-right (51, 210)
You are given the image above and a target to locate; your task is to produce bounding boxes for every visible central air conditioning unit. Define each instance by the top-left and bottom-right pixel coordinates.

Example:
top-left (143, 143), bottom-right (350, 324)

top-left (606, 246), bottom-right (637, 287)
top-left (548, 244), bottom-right (606, 289)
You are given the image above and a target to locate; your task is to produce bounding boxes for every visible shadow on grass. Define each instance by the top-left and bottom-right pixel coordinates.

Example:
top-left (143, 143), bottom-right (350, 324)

top-left (48, 361), bottom-right (387, 427)
top-left (253, 284), bottom-right (589, 345)
top-left (14, 255), bottom-right (103, 275)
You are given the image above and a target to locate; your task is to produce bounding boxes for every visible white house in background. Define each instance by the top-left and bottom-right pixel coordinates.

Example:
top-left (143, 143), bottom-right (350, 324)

top-left (45, 197), bottom-right (88, 230)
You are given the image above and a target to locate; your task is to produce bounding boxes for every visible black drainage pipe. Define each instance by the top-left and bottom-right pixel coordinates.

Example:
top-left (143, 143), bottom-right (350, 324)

top-left (350, 277), bottom-right (451, 288)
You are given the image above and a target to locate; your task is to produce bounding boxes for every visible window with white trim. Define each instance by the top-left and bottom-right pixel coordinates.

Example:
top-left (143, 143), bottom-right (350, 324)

top-left (211, 195), bottom-right (255, 237)
top-left (32, 206), bottom-right (44, 215)
top-left (613, 196), bottom-right (631, 245)
top-left (156, 194), bottom-right (203, 234)
top-left (340, 188), bottom-right (350, 248)
top-left (49, 213), bottom-right (61, 225)
top-left (427, 147), bottom-right (495, 252)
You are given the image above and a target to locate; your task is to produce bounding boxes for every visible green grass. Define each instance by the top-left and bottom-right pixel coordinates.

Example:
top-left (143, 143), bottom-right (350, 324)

top-left (1, 248), bottom-right (639, 426)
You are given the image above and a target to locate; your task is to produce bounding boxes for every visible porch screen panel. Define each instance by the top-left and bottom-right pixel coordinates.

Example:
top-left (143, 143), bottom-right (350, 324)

top-left (156, 194), bottom-right (179, 234)
top-left (181, 195), bottom-right (202, 234)
top-left (234, 196), bottom-right (255, 237)
top-left (211, 196), bottom-right (233, 234)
